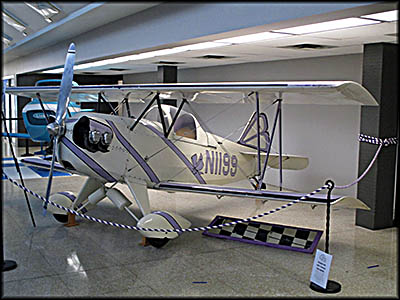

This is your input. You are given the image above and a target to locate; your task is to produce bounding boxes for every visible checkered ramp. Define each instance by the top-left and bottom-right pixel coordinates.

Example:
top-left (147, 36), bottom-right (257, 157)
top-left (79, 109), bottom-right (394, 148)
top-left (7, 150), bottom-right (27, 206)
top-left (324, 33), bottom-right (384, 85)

top-left (203, 215), bottom-right (322, 254)
top-left (2, 157), bottom-right (72, 180)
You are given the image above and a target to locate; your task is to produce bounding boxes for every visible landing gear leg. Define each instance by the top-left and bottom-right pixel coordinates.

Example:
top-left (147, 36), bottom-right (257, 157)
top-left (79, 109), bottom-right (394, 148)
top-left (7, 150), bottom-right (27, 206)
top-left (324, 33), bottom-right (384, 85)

top-left (64, 212), bottom-right (79, 227)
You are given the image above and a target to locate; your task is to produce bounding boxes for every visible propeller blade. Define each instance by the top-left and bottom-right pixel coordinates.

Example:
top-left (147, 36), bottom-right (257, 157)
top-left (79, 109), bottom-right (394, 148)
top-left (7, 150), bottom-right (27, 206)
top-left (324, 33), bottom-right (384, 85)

top-left (43, 136), bottom-right (58, 215)
top-left (56, 43), bottom-right (75, 125)
top-left (43, 42), bottom-right (76, 215)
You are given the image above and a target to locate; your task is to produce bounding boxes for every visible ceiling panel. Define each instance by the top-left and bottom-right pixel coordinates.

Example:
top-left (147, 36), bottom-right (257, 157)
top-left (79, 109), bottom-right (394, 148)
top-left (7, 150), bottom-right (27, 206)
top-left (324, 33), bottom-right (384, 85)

top-left (2, 3), bottom-right (398, 76)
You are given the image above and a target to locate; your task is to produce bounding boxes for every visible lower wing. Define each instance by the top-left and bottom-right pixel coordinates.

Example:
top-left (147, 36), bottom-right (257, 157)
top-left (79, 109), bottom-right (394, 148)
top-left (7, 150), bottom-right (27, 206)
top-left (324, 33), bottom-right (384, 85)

top-left (155, 181), bottom-right (370, 210)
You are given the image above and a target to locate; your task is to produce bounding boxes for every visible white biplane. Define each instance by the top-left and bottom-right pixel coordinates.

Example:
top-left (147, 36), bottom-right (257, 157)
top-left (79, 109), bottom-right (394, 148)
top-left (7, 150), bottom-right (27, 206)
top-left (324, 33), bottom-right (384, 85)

top-left (4, 43), bottom-right (377, 248)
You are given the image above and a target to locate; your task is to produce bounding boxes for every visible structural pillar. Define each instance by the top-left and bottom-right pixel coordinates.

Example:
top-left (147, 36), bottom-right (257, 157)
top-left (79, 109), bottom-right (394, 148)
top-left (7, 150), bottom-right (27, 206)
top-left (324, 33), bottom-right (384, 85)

top-left (157, 65), bottom-right (178, 107)
top-left (356, 43), bottom-right (398, 229)
top-left (157, 65), bottom-right (177, 83)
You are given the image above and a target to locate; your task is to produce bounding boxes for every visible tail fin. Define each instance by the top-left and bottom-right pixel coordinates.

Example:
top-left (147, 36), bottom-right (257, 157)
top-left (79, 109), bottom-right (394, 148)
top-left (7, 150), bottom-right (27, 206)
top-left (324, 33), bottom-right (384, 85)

top-left (238, 112), bottom-right (270, 151)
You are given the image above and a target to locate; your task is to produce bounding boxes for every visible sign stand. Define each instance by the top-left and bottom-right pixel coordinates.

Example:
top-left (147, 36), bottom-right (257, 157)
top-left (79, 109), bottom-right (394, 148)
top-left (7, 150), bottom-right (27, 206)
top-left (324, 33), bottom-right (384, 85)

top-left (310, 180), bottom-right (341, 293)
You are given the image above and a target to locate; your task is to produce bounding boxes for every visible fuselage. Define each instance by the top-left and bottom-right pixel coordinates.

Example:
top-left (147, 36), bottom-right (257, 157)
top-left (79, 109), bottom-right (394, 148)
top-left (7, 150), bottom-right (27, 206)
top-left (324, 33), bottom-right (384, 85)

top-left (58, 111), bottom-right (257, 187)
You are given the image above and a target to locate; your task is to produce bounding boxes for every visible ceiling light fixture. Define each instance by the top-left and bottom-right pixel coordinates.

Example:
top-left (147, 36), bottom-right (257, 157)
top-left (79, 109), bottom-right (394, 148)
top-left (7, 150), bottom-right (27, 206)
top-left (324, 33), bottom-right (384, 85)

top-left (25, 2), bottom-right (60, 23)
top-left (42, 40), bottom-right (232, 73)
top-left (2, 10), bottom-right (27, 32)
top-left (71, 42), bottom-right (231, 71)
top-left (42, 68), bottom-right (64, 74)
top-left (273, 17), bottom-right (381, 35)
top-left (173, 41), bottom-right (230, 51)
top-left (215, 32), bottom-right (289, 44)
top-left (360, 10), bottom-right (398, 22)
top-left (2, 33), bottom-right (13, 46)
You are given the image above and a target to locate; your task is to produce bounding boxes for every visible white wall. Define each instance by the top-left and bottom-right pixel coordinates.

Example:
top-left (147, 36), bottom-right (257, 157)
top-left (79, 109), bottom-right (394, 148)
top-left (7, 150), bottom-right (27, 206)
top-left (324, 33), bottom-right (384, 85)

top-left (125, 53), bottom-right (365, 197)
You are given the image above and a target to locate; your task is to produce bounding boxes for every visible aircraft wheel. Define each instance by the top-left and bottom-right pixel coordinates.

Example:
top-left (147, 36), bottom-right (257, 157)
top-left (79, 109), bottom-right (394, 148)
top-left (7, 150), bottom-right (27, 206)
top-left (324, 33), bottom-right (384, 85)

top-left (49, 192), bottom-right (76, 224)
top-left (147, 237), bottom-right (169, 248)
top-left (53, 213), bottom-right (69, 223)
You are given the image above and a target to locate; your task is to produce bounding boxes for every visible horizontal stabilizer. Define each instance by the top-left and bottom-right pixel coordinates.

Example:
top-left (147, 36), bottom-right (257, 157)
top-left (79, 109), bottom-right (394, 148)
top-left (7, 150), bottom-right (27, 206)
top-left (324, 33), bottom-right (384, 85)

top-left (331, 196), bottom-right (371, 210)
top-left (240, 151), bottom-right (309, 170)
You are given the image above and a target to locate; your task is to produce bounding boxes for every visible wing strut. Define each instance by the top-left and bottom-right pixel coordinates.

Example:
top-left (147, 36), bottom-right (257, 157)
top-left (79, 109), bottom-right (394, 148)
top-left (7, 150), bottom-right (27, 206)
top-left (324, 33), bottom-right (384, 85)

top-left (1, 109), bottom-right (36, 227)
top-left (166, 98), bottom-right (186, 138)
top-left (97, 92), bottom-right (117, 115)
top-left (256, 95), bottom-right (283, 191)
top-left (36, 93), bottom-right (52, 124)
top-left (255, 92), bottom-right (261, 178)
top-left (129, 92), bottom-right (158, 131)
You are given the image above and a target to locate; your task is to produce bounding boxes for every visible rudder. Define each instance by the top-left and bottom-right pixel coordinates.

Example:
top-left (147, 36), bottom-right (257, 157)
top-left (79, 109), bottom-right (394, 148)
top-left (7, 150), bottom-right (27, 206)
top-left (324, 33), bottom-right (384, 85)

top-left (238, 112), bottom-right (270, 152)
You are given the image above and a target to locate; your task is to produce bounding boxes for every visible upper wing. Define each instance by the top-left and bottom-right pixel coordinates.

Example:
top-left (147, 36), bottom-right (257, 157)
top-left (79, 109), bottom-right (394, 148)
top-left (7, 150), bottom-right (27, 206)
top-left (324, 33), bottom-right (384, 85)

top-left (5, 81), bottom-right (378, 106)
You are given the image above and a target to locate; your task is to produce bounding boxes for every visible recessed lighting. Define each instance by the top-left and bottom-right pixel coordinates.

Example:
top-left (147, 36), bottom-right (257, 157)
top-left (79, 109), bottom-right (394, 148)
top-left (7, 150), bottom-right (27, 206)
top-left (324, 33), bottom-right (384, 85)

top-left (360, 10), bottom-right (398, 22)
top-left (173, 41), bottom-right (229, 51)
top-left (25, 2), bottom-right (60, 20)
top-left (42, 68), bottom-right (64, 74)
top-left (273, 17), bottom-right (381, 35)
top-left (2, 10), bottom-right (27, 32)
top-left (215, 32), bottom-right (288, 44)
top-left (43, 40), bottom-right (231, 73)
top-left (2, 33), bottom-right (13, 46)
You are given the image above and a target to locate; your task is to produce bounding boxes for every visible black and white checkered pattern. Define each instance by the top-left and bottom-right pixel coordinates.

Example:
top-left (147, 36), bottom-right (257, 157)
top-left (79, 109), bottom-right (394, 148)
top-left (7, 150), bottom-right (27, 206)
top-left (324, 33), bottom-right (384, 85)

top-left (204, 216), bottom-right (322, 252)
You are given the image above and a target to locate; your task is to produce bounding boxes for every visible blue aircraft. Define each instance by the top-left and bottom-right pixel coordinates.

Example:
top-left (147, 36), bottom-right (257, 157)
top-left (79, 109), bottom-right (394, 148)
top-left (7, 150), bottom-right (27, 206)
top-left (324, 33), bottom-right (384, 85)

top-left (2, 79), bottom-right (93, 150)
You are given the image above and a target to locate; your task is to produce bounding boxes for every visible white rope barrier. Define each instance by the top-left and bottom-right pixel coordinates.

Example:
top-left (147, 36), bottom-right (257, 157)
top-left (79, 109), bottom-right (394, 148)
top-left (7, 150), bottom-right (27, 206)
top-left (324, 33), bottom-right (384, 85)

top-left (2, 171), bottom-right (329, 233)
top-left (335, 134), bottom-right (397, 189)
top-left (2, 133), bottom-right (397, 233)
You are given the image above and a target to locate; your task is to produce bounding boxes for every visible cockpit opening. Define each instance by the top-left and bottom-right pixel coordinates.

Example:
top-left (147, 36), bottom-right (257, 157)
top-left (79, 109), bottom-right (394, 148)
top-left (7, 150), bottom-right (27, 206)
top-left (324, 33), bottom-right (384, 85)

top-left (144, 105), bottom-right (197, 140)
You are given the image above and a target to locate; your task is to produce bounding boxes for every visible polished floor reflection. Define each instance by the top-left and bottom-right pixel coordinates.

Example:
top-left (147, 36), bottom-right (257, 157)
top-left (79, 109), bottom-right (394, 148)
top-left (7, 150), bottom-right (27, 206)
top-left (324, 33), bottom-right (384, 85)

top-left (1, 149), bottom-right (398, 297)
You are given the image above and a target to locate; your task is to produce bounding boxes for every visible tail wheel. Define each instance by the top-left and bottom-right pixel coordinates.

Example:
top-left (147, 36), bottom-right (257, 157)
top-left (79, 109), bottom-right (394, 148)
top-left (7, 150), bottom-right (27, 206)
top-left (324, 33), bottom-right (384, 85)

top-left (147, 237), bottom-right (170, 248)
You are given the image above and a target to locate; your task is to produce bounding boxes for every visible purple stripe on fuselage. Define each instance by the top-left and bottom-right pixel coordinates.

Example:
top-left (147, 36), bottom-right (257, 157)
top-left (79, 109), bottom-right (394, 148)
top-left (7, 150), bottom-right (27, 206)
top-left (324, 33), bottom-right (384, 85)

top-left (106, 120), bottom-right (160, 184)
top-left (61, 137), bottom-right (117, 182)
top-left (143, 124), bottom-right (206, 184)
top-left (153, 211), bottom-right (182, 235)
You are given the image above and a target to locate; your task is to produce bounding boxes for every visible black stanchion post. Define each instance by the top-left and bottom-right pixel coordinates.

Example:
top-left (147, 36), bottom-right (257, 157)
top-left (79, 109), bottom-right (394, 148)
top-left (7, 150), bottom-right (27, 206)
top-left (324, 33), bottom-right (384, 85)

top-left (310, 180), bottom-right (341, 293)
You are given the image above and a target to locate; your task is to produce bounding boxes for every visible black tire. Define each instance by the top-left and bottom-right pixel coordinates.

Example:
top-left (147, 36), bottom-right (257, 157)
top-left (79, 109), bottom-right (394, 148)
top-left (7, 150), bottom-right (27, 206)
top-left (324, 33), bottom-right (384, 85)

top-left (53, 213), bottom-right (68, 223)
top-left (147, 237), bottom-right (169, 248)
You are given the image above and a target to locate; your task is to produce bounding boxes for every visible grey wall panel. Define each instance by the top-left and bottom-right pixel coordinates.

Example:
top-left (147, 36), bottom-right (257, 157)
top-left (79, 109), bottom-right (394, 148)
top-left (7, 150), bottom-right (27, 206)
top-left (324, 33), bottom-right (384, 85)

top-left (124, 54), bottom-right (363, 83)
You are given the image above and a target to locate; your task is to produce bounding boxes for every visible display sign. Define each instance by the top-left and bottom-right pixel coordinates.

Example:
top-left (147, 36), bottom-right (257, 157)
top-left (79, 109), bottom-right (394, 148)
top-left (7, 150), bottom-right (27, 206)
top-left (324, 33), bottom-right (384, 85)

top-left (310, 249), bottom-right (333, 289)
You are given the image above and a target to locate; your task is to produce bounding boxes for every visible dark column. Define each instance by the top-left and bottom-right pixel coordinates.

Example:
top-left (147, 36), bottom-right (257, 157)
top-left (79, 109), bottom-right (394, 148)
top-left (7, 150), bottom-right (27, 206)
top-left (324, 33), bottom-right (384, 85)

top-left (157, 66), bottom-right (178, 107)
top-left (157, 66), bottom-right (177, 83)
top-left (356, 43), bottom-right (398, 230)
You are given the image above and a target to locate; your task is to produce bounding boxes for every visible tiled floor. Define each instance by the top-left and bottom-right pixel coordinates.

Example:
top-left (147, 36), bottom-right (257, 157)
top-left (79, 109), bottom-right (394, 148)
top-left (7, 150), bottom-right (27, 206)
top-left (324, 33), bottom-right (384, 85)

top-left (1, 148), bottom-right (398, 297)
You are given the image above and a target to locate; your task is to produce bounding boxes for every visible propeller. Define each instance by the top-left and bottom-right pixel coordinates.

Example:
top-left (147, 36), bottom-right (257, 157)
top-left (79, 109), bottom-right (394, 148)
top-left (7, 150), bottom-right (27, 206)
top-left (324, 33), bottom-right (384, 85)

top-left (43, 43), bottom-right (76, 215)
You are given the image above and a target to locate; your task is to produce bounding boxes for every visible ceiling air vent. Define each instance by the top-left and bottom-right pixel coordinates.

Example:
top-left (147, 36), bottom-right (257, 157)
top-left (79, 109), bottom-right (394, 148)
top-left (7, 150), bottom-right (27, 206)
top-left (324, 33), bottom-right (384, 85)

top-left (196, 54), bottom-right (235, 59)
top-left (153, 61), bottom-right (185, 65)
top-left (108, 68), bottom-right (130, 71)
top-left (279, 43), bottom-right (337, 50)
